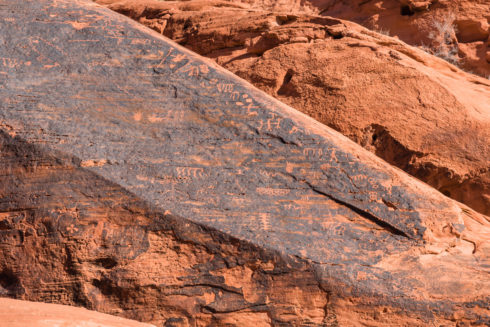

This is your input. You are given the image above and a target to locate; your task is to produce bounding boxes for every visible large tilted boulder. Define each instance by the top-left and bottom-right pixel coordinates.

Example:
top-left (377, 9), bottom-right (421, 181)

top-left (0, 0), bottom-right (489, 326)
top-left (0, 298), bottom-right (156, 327)
top-left (95, 0), bottom-right (490, 215)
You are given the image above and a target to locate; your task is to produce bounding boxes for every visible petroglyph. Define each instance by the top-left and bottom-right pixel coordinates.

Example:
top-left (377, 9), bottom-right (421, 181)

top-left (216, 83), bottom-right (234, 93)
top-left (175, 166), bottom-right (206, 179)
top-left (0, 1), bottom-right (488, 326)
top-left (256, 187), bottom-right (290, 196)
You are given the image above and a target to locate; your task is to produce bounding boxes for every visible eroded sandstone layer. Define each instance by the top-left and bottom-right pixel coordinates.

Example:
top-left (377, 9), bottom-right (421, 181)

top-left (0, 298), bottom-right (156, 327)
top-left (95, 0), bottom-right (490, 215)
top-left (0, 0), bottom-right (489, 326)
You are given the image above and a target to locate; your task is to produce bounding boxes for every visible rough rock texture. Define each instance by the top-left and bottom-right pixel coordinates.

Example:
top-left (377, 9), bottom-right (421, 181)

top-left (1, 0), bottom-right (489, 326)
top-left (216, 0), bottom-right (490, 77)
top-left (0, 298), bottom-right (156, 327)
top-left (95, 0), bottom-right (490, 215)
top-left (307, 0), bottom-right (490, 77)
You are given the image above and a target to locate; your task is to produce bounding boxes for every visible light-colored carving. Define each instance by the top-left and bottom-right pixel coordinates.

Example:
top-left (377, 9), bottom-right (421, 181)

top-left (216, 83), bottom-right (234, 93)
top-left (175, 167), bottom-right (206, 179)
top-left (256, 187), bottom-right (290, 196)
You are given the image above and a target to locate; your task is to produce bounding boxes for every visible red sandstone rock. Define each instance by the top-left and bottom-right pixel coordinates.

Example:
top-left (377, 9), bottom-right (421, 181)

top-left (134, 0), bottom-right (489, 76)
top-left (306, 0), bottom-right (490, 77)
top-left (0, 0), bottom-right (489, 326)
top-left (150, 0), bottom-right (489, 75)
top-left (95, 0), bottom-right (490, 215)
top-left (454, 19), bottom-right (489, 43)
top-left (0, 298), bottom-right (155, 327)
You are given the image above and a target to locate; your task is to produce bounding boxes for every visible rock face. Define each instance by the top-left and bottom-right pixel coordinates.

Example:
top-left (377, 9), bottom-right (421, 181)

top-left (95, 0), bottom-right (490, 215)
top-left (95, 0), bottom-right (490, 76)
top-left (0, 298), bottom-right (156, 327)
top-left (309, 0), bottom-right (490, 77)
top-left (0, 0), bottom-right (489, 326)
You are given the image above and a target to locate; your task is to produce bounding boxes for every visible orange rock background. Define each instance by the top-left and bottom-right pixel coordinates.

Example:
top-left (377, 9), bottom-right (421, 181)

top-left (311, 0), bottom-right (490, 77)
top-left (97, 0), bottom-right (490, 77)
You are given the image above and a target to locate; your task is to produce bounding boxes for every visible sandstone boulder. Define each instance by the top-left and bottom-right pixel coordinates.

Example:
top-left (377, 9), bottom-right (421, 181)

top-left (0, 0), bottom-right (489, 326)
top-left (455, 19), bottom-right (490, 44)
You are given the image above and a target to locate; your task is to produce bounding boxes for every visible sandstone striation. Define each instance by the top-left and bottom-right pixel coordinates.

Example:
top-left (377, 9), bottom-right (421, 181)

top-left (0, 298), bottom-right (156, 327)
top-left (95, 0), bottom-right (490, 215)
top-left (0, 0), bottom-right (489, 326)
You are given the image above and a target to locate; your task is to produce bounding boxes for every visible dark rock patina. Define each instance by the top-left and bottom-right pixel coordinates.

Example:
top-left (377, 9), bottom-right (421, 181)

top-left (0, 0), bottom-right (488, 326)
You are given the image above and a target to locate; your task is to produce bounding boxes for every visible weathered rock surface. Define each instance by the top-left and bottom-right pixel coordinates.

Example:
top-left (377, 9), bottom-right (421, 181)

top-left (0, 0), bottom-right (489, 326)
top-left (0, 298), bottom-right (156, 327)
top-left (97, 0), bottom-right (490, 75)
top-left (218, 0), bottom-right (490, 77)
top-left (95, 0), bottom-right (490, 215)
top-left (310, 0), bottom-right (490, 77)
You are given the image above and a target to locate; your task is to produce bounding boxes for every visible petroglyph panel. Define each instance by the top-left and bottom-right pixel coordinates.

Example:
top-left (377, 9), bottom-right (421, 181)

top-left (0, 0), bottom-right (488, 326)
